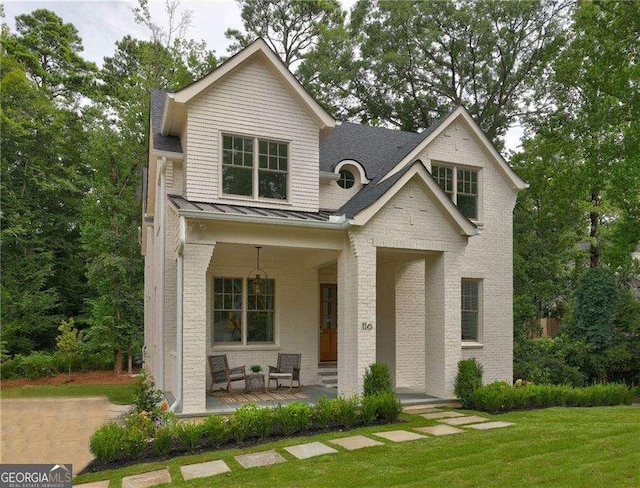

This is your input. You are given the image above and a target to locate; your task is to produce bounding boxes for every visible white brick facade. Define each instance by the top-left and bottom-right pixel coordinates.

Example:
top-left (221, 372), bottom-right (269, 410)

top-left (143, 44), bottom-right (521, 414)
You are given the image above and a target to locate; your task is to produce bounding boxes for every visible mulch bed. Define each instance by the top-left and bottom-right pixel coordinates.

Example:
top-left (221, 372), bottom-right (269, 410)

top-left (0, 370), bottom-right (140, 389)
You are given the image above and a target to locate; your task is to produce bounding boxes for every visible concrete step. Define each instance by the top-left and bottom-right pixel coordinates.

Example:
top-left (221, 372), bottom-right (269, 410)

top-left (317, 368), bottom-right (337, 376)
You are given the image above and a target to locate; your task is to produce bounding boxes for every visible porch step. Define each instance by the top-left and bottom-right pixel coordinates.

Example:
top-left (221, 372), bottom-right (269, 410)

top-left (317, 365), bottom-right (338, 388)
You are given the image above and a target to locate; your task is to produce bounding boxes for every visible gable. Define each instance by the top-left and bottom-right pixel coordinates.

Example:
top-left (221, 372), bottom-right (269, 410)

top-left (347, 162), bottom-right (477, 236)
top-left (365, 176), bottom-right (469, 244)
top-left (163, 39), bottom-right (334, 135)
top-left (380, 107), bottom-right (527, 191)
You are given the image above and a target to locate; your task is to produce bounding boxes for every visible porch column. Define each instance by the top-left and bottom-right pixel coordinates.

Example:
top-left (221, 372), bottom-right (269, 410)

top-left (181, 241), bottom-right (215, 414)
top-left (424, 252), bottom-right (461, 398)
top-left (337, 232), bottom-right (376, 395)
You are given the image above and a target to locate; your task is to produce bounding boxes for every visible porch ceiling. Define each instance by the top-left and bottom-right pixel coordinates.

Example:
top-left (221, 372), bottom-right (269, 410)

top-left (212, 242), bottom-right (338, 268)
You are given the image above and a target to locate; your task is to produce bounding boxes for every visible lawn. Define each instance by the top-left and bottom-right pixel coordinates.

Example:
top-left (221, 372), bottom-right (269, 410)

top-left (0, 383), bottom-right (136, 404)
top-left (74, 405), bottom-right (639, 487)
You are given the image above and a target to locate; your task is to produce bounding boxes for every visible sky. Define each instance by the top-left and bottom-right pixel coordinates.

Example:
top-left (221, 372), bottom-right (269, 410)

top-left (3, 0), bottom-right (523, 151)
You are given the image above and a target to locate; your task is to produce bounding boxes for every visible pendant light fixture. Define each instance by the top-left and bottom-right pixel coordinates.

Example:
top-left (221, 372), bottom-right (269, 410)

top-left (249, 246), bottom-right (268, 295)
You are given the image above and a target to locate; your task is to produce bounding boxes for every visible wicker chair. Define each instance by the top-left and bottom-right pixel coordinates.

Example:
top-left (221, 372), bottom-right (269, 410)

top-left (208, 354), bottom-right (246, 392)
top-left (268, 353), bottom-right (301, 390)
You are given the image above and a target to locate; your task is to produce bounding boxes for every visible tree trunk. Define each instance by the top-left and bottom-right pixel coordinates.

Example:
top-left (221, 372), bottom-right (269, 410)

top-left (127, 340), bottom-right (133, 375)
top-left (114, 348), bottom-right (123, 375)
top-left (590, 191), bottom-right (600, 268)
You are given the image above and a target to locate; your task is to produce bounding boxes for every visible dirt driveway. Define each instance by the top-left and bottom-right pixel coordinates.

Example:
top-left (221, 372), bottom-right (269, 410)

top-left (0, 397), bottom-right (128, 473)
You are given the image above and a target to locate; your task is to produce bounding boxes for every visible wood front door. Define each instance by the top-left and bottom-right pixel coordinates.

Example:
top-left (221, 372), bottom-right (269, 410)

top-left (319, 284), bottom-right (338, 362)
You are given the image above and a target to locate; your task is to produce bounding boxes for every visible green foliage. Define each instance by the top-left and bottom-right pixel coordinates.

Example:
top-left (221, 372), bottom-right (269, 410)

top-left (571, 267), bottom-right (619, 350)
top-left (153, 425), bottom-right (174, 456)
top-left (89, 422), bottom-right (127, 462)
top-left (454, 358), bottom-right (484, 408)
top-left (334, 395), bottom-right (360, 428)
top-left (0, 352), bottom-right (60, 380)
top-left (513, 335), bottom-right (589, 386)
top-left (361, 392), bottom-right (402, 424)
top-left (174, 421), bottom-right (203, 451)
top-left (56, 317), bottom-right (84, 374)
top-left (229, 403), bottom-right (255, 443)
top-left (250, 364), bottom-right (262, 373)
top-left (273, 401), bottom-right (312, 435)
top-left (131, 369), bottom-right (166, 421)
top-left (468, 381), bottom-right (633, 414)
top-left (363, 362), bottom-right (393, 397)
top-left (250, 406), bottom-right (274, 439)
top-left (312, 395), bottom-right (335, 430)
top-left (201, 415), bottom-right (228, 447)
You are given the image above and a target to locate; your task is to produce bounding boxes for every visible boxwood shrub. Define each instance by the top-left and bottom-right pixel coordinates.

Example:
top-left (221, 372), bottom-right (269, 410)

top-left (468, 381), bottom-right (633, 413)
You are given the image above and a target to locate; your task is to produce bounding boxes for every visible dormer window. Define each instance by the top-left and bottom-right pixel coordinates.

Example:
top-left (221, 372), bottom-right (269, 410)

top-left (431, 164), bottom-right (478, 220)
top-left (222, 134), bottom-right (288, 201)
top-left (338, 169), bottom-right (355, 189)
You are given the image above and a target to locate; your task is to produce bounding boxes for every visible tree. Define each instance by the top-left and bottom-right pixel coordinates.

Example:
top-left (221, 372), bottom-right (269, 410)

top-left (525, 0), bottom-right (640, 270)
top-left (1, 20), bottom-right (91, 355)
top-left (301, 0), bottom-right (568, 144)
top-left (3, 9), bottom-right (96, 104)
top-left (56, 317), bottom-right (84, 374)
top-left (225, 0), bottom-right (344, 69)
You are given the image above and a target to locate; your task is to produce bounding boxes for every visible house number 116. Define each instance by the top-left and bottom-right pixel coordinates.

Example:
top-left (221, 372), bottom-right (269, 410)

top-left (361, 322), bottom-right (373, 331)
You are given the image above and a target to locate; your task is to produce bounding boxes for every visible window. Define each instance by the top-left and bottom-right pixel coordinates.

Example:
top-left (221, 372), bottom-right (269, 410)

top-left (337, 169), bottom-right (355, 189)
top-left (431, 164), bottom-right (478, 220)
top-left (222, 134), bottom-right (288, 200)
top-left (213, 277), bottom-right (275, 345)
top-left (461, 279), bottom-right (480, 341)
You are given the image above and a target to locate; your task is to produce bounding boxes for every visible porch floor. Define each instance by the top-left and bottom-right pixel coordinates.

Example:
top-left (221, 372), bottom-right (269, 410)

top-left (201, 386), bottom-right (448, 415)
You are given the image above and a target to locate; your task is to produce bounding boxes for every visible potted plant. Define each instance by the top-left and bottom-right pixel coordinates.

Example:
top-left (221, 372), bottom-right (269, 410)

top-left (250, 365), bottom-right (262, 373)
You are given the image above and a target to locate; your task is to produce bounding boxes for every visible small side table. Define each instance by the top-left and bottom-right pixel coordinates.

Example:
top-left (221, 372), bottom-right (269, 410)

top-left (245, 373), bottom-right (265, 393)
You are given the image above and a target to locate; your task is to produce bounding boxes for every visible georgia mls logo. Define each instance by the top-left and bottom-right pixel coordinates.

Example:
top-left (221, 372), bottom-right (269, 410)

top-left (0, 464), bottom-right (72, 488)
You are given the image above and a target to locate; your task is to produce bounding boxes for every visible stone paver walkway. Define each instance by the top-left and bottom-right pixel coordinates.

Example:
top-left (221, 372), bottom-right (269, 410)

top-left (121, 468), bottom-right (171, 488)
top-left (373, 430), bottom-right (427, 442)
top-left (421, 411), bottom-right (466, 420)
top-left (414, 425), bottom-right (465, 436)
top-left (180, 460), bottom-right (231, 480)
top-left (235, 449), bottom-right (287, 469)
top-left (440, 415), bottom-right (489, 426)
top-left (284, 441), bottom-right (338, 459)
top-left (0, 397), bottom-right (128, 473)
top-left (465, 421), bottom-right (515, 430)
top-left (329, 435), bottom-right (384, 450)
top-left (75, 405), bottom-right (517, 488)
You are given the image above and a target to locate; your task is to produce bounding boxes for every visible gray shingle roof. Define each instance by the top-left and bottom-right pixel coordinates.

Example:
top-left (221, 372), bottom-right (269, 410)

top-left (150, 89), bottom-right (182, 153)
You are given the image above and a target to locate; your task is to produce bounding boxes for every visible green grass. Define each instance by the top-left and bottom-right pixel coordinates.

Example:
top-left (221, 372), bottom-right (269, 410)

top-left (74, 406), bottom-right (640, 487)
top-left (0, 383), bottom-right (136, 404)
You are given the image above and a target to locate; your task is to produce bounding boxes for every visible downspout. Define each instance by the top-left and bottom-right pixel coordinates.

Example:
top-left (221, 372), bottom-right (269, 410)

top-left (157, 157), bottom-right (167, 390)
top-left (170, 216), bottom-right (186, 412)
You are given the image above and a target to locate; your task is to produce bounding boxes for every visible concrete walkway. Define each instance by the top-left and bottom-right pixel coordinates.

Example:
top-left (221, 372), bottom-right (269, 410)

top-left (0, 397), bottom-right (128, 473)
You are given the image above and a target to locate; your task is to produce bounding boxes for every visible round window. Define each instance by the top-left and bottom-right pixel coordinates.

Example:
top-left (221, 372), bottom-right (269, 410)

top-left (337, 169), bottom-right (355, 189)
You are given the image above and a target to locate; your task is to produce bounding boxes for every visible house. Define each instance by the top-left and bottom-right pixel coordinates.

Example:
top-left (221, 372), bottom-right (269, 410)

top-left (141, 38), bottom-right (528, 415)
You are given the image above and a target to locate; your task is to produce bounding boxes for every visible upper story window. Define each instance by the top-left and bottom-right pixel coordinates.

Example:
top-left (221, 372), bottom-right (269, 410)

top-left (431, 164), bottom-right (478, 220)
top-left (337, 169), bottom-right (355, 189)
top-left (222, 134), bottom-right (288, 201)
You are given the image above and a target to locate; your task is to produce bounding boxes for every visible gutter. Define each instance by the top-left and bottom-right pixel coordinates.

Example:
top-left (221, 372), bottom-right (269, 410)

top-left (169, 216), bottom-right (186, 413)
top-left (175, 209), bottom-right (353, 230)
top-left (157, 157), bottom-right (167, 390)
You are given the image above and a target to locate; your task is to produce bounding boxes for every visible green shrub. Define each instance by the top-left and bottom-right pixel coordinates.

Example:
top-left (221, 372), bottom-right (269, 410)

top-left (174, 421), bottom-right (202, 451)
top-left (250, 406), bottom-right (274, 439)
top-left (468, 381), bottom-right (633, 413)
top-left (334, 395), bottom-right (360, 428)
top-left (454, 358), bottom-right (484, 407)
top-left (274, 402), bottom-right (312, 435)
top-left (1, 352), bottom-right (60, 380)
top-left (312, 396), bottom-right (334, 430)
top-left (131, 369), bottom-right (166, 421)
top-left (89, 422), bottom-right (127, 462)
top-left (363, 362), bottom-right (393, 397)
top-left (361, 393), bottom-right (402, 424)
top-left (153, 425), bottom-right (174, 456)
top-left (201, 415), bottom-right (228, 447)
top-left (229, 403), bottom-right (256, 442)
